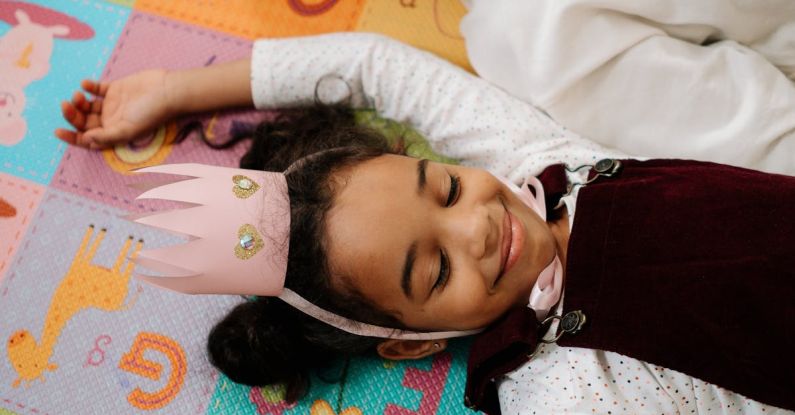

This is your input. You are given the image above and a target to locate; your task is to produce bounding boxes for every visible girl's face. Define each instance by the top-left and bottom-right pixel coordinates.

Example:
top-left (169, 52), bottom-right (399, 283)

top-left (325, 154), bottom-right (560, 331)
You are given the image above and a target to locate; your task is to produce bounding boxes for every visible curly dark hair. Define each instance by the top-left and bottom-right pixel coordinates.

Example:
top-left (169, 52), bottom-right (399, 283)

top-left (185, 104), bottom-right (411, 401)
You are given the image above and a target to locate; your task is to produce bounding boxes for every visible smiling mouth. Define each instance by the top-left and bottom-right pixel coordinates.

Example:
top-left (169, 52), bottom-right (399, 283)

top-left (495, 203), bottom-right (512, 287)
top-left (495, 201), bottom-right (526, 288)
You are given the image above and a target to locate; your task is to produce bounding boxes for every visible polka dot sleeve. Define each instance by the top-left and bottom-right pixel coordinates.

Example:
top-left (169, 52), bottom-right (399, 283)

top-left (250, 33), bottom-right (627, 182)
top-left (498, 343), bottom-right (794, 414)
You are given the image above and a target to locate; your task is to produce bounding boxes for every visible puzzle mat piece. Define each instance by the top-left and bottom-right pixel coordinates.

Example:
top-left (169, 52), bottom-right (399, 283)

top-left (0, 0), bottom-right (129, 185)
top-left (134, 0), bottom-right (472, 72)
top-left (54, 11), bottom-right (258, 213)
top-left (0, 188), bottom-right (237, 414)
top-left (134, 0), bottom-right (364, 39)
top-left (207, 340), bottom-right (478, 415)
top-left (0, 173), bottom-right (44, 283)
top-left (342, 345), bottom-right (476, 414)
top-left (357, 0), bottom-right (471, 71)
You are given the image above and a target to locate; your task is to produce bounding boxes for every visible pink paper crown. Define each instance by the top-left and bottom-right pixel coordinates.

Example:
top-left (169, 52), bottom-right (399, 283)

top-left (128, 163), bottom-right (480, 340)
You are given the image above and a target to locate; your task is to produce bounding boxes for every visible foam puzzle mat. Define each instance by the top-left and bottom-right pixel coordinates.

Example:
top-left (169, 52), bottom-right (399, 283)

top-left (0, 1), bottom-right (479, 414)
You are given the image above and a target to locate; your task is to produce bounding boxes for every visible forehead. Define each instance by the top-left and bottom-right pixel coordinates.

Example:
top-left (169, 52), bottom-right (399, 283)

top-left (325, 155), bottom-right (421, 304)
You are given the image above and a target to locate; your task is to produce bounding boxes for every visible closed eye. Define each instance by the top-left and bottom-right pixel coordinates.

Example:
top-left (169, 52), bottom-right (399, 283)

top-left (445, 174), bottom-right (460, 207)
top-left (433, 248), bottom-right (450, 291)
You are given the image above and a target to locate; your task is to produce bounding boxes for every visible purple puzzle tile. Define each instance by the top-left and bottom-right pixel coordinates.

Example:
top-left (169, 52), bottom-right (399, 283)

top-left (53, 12), bottom-right (266, 213)
top-left (0, 188), bottom-right (238, 414)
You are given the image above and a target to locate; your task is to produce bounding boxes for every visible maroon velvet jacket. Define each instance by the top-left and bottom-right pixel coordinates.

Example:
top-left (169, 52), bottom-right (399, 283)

top-left (465, 160), bottom-right (795, 414)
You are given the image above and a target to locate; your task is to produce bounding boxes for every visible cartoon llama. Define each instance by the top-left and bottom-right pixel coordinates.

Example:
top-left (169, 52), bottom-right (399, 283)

top-left (6, 225), bottom-right (142, 388)
top-left (0, 2), bottom-right (93, 145)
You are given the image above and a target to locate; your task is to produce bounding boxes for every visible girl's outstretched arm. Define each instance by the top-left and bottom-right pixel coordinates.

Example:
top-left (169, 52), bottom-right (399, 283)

top-left (250, 33), bottom-right (623, 180)
top-left (56, 59), bottom-right (252, 149)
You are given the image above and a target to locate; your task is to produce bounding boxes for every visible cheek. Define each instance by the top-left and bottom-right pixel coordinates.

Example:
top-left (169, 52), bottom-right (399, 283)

top-left (442, 282), bottom-right (508, 328)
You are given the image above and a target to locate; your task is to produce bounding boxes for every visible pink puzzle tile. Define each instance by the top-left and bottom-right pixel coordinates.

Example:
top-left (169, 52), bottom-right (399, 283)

top-left (0, 173), bottom-right (44, 282)
top-left (53, 11), bottom-right (265, 213)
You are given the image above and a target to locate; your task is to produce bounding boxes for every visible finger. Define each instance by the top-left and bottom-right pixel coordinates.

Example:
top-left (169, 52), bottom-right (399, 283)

top-left (66, 130), bottom-right (94, 149)
top-left (88, 141), bottom-right (112, 151)
top-left (61, 101), bottom-right (87, 130)
top-left (84, 112), bottom-right (102, 130)
top-left (72, 91), bottom-right (91, 113)
top-left (90, 97), bottom-right (103, 114)
top-left (54, 128), bottom-right (78, 145)
top-left (81, 79), bottom-right (109, 97)
top-left (72, 91), bottom-right (102, 117)
top-left (84, 126), bottom-right (128, 146)
top-left (75, 129), bottom-right (97, 148)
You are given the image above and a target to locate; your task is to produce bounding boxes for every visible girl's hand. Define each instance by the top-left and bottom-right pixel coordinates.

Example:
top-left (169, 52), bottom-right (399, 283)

top-left (55, 70), bottom-right (174, 149)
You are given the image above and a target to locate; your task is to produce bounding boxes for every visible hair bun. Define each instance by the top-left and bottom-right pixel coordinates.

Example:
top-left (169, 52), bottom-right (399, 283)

top-left (207, 299), bottom-right (310, 398)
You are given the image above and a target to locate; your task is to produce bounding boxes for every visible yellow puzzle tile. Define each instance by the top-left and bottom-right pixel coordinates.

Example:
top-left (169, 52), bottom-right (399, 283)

top-left (134, 0), bottom-right (366, 39)
top-left (356, 0), bottom-right (472, 71)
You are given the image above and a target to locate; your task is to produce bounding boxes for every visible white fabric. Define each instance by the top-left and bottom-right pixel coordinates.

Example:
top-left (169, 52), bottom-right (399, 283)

top-left (249, 33), bottom-right (790, 414)
top-left (461, 0), bottom-right (795, 176)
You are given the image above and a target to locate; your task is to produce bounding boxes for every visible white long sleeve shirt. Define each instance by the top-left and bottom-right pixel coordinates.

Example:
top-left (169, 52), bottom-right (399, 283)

top-left (461, 0), bottom-right (795, 176)
top-left (249, 33), bottom-right (791, 414)
top-left (250, 32), bottom-right (624, 184)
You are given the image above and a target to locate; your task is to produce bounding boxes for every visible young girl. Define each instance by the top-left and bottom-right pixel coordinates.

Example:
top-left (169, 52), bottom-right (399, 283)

top-left (55, 33), bottom-right (795, 414)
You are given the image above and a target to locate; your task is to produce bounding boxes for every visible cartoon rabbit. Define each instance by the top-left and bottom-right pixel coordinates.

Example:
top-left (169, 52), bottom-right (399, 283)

top-left (0, 3), bottom-right (93, 146)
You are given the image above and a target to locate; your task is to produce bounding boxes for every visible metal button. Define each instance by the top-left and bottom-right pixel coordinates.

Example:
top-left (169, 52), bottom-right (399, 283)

top-left (560, 310), bottom-right (587, 334)
top-left (594, 158), bottom-right (614, 173)
top-left (594, 158), bottom-right (622, 177)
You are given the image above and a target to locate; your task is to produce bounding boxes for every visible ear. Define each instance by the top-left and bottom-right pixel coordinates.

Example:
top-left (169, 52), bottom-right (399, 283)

top-left (376, 339), bottom-right (447, 361)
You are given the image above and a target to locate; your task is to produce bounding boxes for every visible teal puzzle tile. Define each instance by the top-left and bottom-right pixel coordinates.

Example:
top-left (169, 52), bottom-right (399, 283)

top-left (0, 0), bottom-right (129, 184)
top-left (207, 340), bottom-right (479, 414)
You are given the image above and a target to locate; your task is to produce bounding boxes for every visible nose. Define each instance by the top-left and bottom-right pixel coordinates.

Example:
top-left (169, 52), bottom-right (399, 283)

top-left (440, 202), bottom-right (494, 260)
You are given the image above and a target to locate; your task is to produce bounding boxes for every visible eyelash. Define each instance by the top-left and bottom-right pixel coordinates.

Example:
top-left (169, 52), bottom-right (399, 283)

top-left (435, 173), bottom-right (460, 291)
top-left (445, 174), bottom-right (461, 207)
top-left (434, 249), bottom-right (450, 291)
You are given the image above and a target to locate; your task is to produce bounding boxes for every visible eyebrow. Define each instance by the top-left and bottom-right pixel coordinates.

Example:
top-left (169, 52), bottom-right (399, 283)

top-left (401, 159), bottom-right (430, 299)
top-left (416, 158), bottom-right (429, 195)
top-left (401, 241), bottom-right (417, 299)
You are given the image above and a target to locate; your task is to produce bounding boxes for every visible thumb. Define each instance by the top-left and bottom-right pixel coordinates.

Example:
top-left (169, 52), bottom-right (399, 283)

top-left (83, 125), bottom-right (130, 146)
